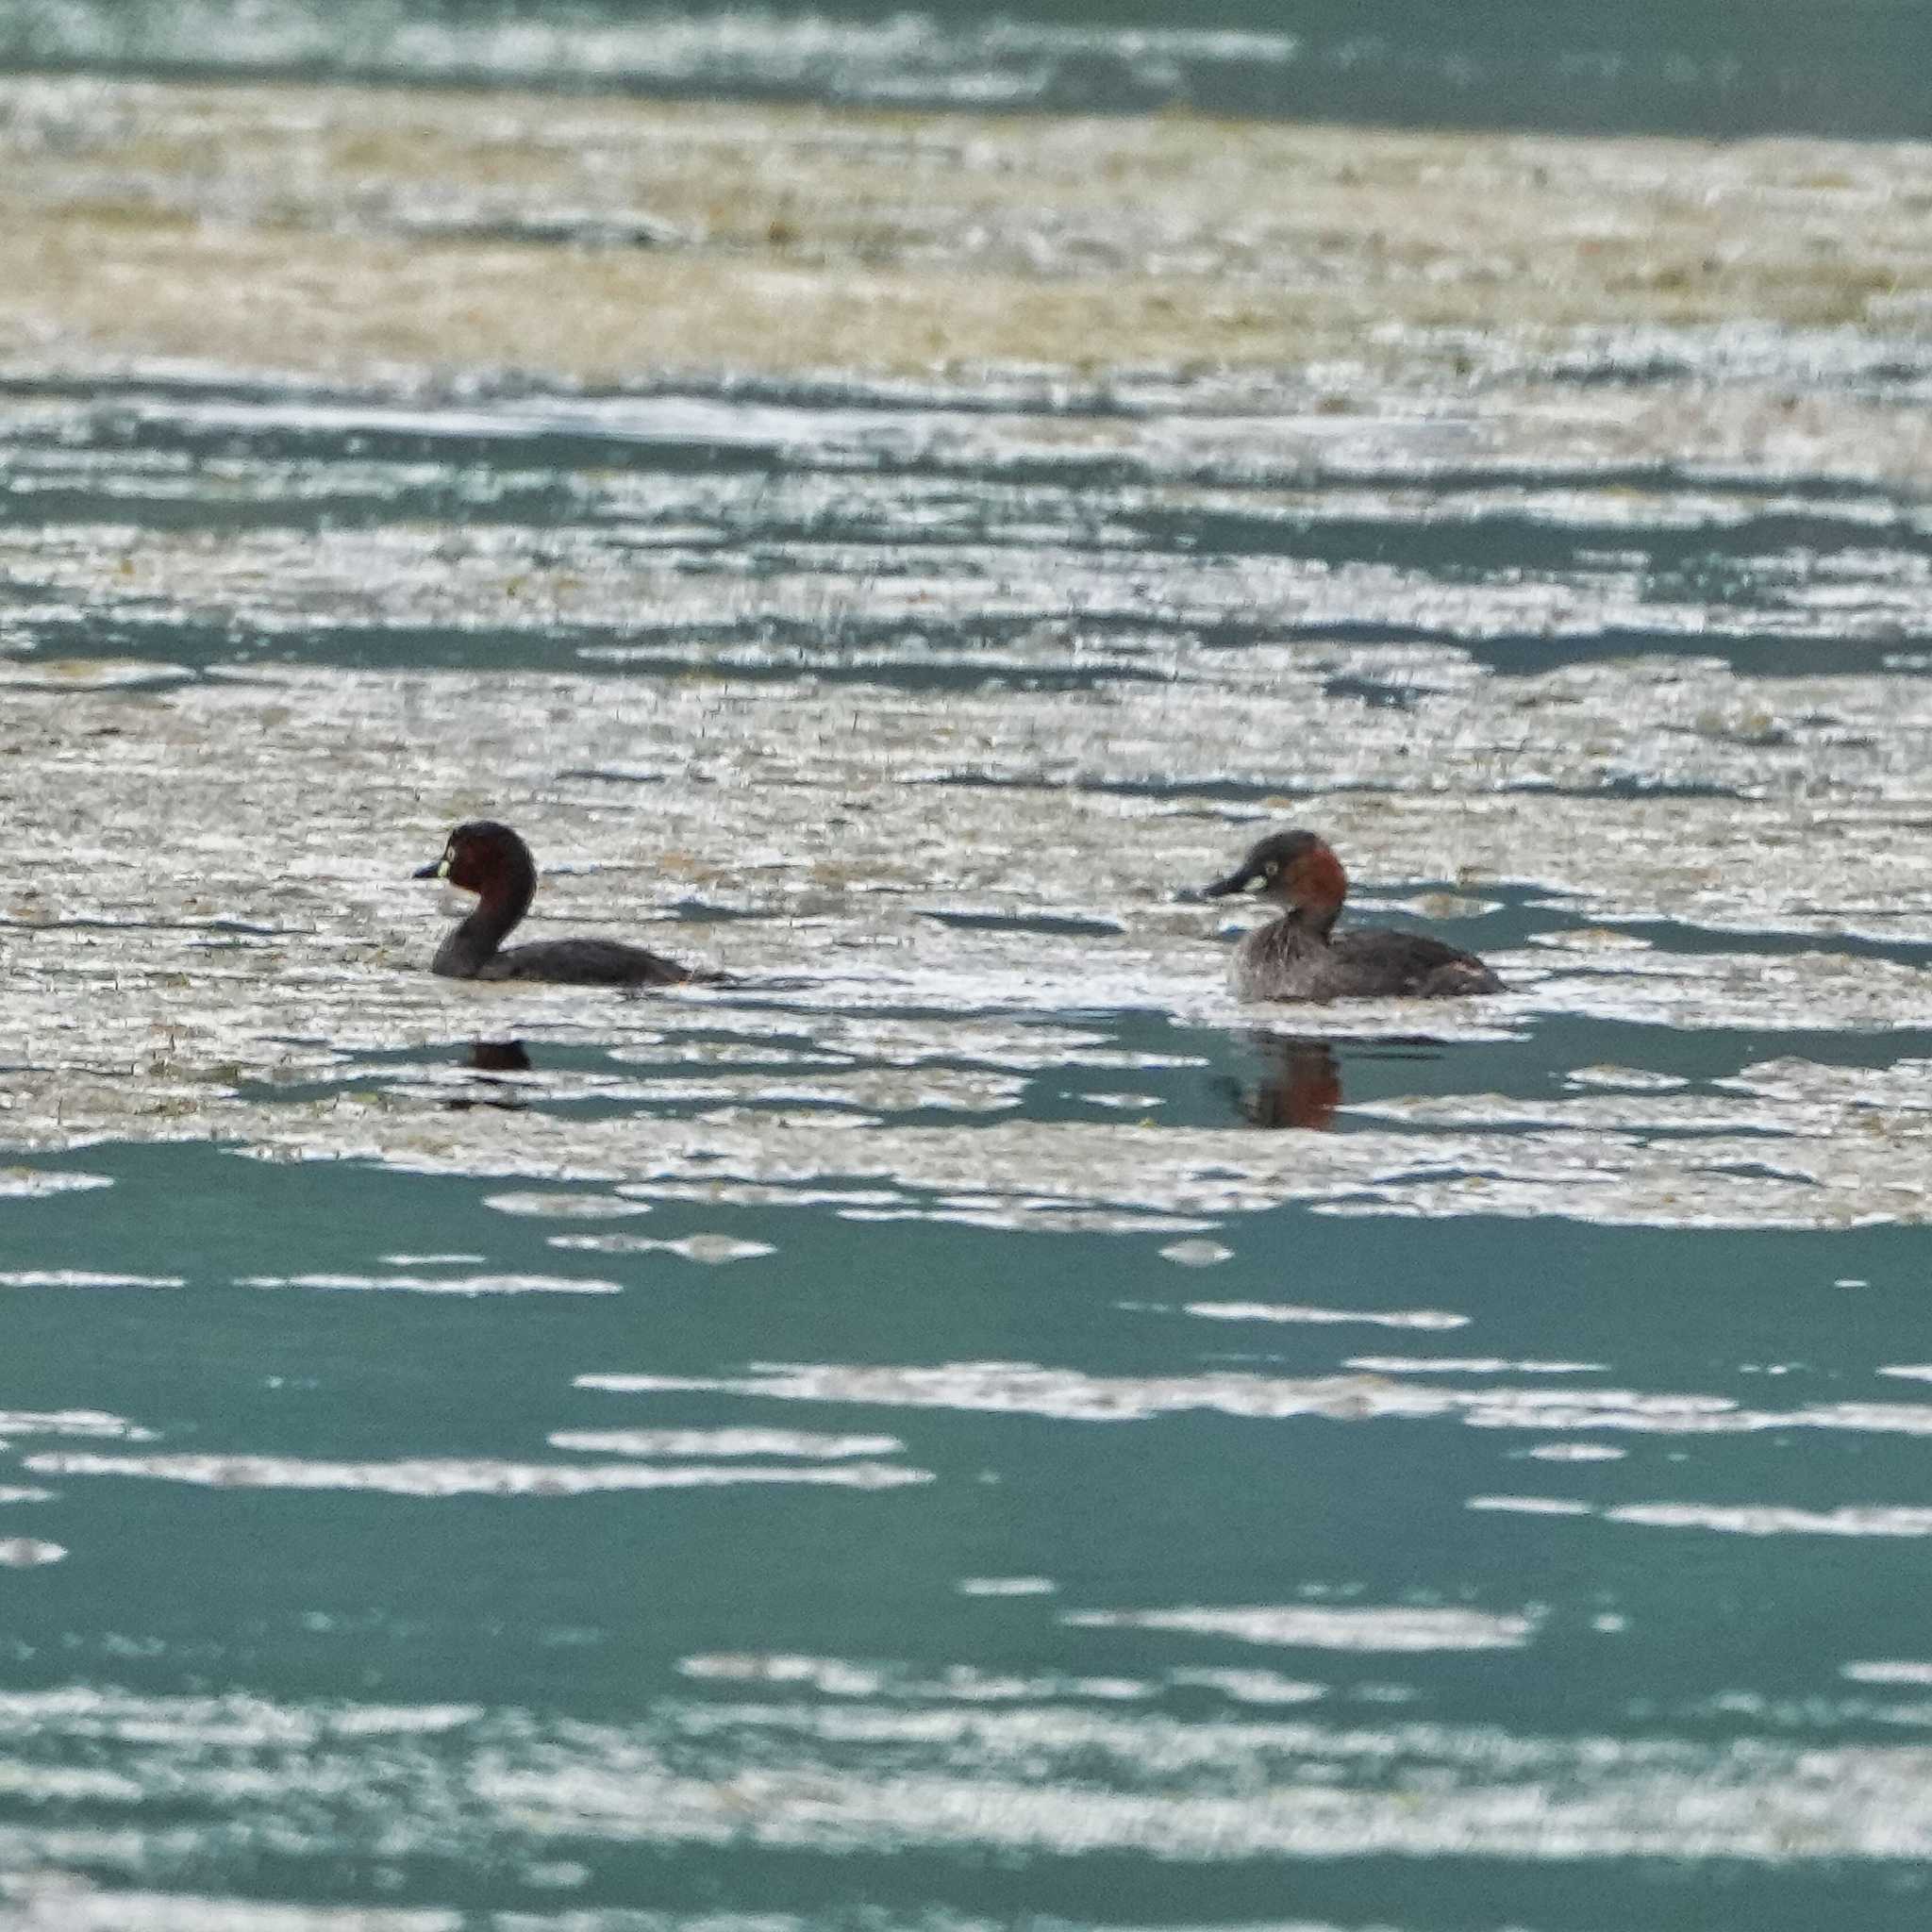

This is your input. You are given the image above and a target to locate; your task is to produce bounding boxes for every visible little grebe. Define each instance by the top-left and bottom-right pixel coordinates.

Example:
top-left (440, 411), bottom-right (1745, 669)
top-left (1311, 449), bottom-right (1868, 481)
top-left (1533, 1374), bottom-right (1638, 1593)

top-left (415, 821), bottom-right (704, 986)
top-left (1205, 830), bottom-right (1501, 1002)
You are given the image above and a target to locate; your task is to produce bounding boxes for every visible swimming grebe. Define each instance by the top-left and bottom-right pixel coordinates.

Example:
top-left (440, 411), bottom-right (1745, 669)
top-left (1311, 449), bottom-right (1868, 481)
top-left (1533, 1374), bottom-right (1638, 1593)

top-left (414, 821), bottom-right (703, 986)
top-left (1204, 830), bottom-right (1501, 1002)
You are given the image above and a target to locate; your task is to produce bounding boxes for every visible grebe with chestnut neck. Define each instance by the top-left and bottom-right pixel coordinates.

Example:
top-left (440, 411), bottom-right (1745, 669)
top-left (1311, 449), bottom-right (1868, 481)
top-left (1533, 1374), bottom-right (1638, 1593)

top-left (1204, 830), bottom-right (1501, 1003)
top-left (414, 821), bottom-right (705, 986)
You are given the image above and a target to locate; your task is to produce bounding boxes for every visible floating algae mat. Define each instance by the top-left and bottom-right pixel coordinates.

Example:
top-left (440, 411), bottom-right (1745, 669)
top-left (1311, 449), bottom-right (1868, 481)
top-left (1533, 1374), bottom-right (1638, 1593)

top-left (7, 72), bottom-right (1932, 1932)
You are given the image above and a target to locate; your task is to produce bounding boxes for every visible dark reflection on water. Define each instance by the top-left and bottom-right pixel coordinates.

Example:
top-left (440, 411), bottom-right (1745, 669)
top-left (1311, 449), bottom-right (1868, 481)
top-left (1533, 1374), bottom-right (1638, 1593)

top-left (1224, 1035), bottom-right (1344, 1131)
top-left (1220, 1035), bottom-right (1473, 1130)
top-left (443, 1037), bottom-right (533, 1109)
top-left (466, 1039), bottom-right (530, 1074)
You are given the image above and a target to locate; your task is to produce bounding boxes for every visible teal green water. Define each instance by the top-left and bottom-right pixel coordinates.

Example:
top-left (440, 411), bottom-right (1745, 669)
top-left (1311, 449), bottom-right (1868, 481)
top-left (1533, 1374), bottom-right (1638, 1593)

top-left (13, 1132), bottom-right (1932, 1927)
top-left (9, 345), bottom-right (1932, 1930)
top-left (6, 0), bottom-right (1932, 136)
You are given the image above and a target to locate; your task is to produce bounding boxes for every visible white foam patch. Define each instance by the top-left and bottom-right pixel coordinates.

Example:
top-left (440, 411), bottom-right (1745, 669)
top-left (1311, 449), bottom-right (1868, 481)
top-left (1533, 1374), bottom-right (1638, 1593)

top-left (238, 1272), bottom-right (621, 1296)
top-left (548, 1235), bottom-right (774, 1263)
top-left (571, 1361), bottom-right (1467, 1422)
top-left (0, 1272), bottom-right (182, 1289)
top-left (1168, 1669), bottom-right (1326, 1706)
top-left (0, 658), bottom-right (190, 690)
top-left (1185, 1304), bottom-right (1469, 1329)
top-left (0, 1169), bottom-right (113, 1198)
top-left (20, 1453), bottom-right (931, 1496)
top-left (0, 1539), bottom-right (65, 1567)
top-left (1460, 1497), bottom-right (1932, 1538)
top-left (547, 1429), bottom-right (902, 1460)
top-left (482, 1191), bottom-right (649, 1220)
top-left (838, 1204), bottom-right (1214, 1236)
top-left (1843, 1661), bottom-right (1932, 1687)
top-left (1345, 1357), bottom-right (1605, 1374)
top-left (676, 1653), bottom-right (1153, 1705)
top-left (0, 1890), bottom-right (460, 1930)
top-left (0, 1411), bottom-right (151, 1441)
top-left (1607, 1502), bottom-right (1932, 1538)
top-left (571, 1361), bottom-right (1932, 1441)
top-left (1466, 1495), bottom-right (1597, 1517)
top-left (1566, 1065), bottom-right (1690, 1092)
top-left (678, 1653), bottom-right (885, 1696)
top-left (1158, 1240), bottom-right (1232, 1267)
top-left (1064, 1605), bottom-right (1537, 1653)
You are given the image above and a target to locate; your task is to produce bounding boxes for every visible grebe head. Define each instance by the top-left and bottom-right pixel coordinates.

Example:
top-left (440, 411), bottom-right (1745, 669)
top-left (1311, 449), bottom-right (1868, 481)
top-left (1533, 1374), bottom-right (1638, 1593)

top-left (413, 820), bottom-right (536, 899)
top-left (1204, 830), bottom-right (1348, 921)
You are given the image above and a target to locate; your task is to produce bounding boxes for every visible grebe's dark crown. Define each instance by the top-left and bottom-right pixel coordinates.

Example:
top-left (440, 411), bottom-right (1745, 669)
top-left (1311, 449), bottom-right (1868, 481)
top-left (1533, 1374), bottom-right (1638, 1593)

top-left (1203, 829), bottom-right (1341, 901)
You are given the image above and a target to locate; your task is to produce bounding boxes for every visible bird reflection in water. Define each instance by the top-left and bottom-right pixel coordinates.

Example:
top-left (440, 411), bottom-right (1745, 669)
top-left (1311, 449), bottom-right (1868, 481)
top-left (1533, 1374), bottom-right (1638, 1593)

top-left (1225, 1036), bottom-right (1344, 1129)
top-left (446, 1039), bottom-right (532, 1110)
top-left (469, 1041), bottom-right (531, 1074)
top-left (1225, 1035), bottom-right (1452, 1130)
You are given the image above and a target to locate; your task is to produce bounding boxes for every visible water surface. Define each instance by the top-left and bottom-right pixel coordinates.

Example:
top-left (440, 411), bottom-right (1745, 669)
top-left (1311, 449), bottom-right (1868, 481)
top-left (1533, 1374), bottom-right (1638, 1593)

top-left (5, 354), bottom-right (1932, 1929)
top-left (8, 0), bottom-right (1932, 136)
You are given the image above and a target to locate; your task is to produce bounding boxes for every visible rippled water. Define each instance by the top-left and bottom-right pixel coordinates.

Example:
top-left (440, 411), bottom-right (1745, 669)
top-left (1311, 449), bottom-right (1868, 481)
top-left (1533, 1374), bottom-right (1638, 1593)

top-left (9, 353), bottom-right (1932, 1928)
top-left (8, 0), bottom-right (1932, 137)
